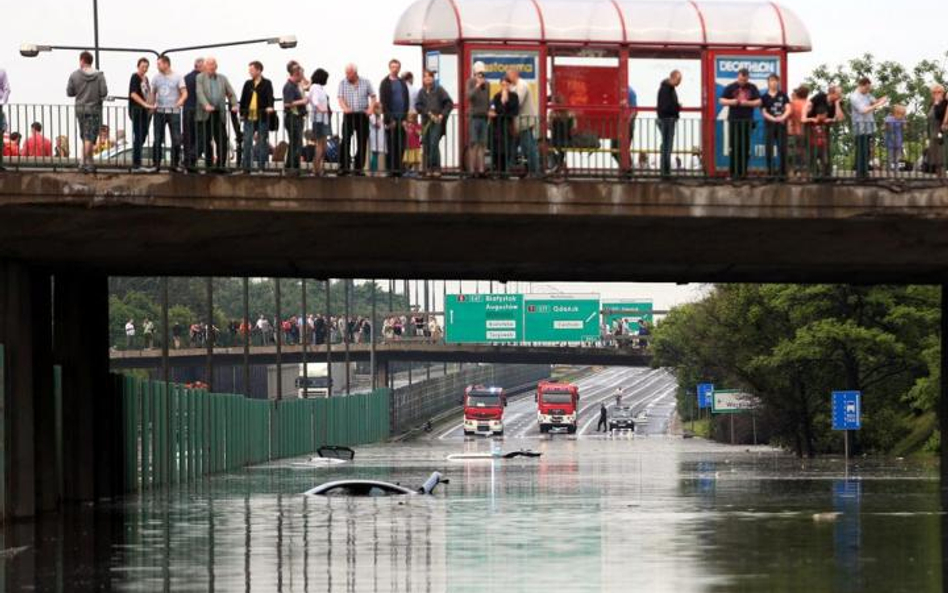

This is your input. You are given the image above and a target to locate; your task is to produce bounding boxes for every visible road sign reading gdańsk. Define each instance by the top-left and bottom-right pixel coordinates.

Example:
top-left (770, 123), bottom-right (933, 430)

top-left (523, 294), bottom-right (601, 343)
top-left (602, 299), bottom-right (654, 329)
top-left (445, 294), bottom-right (523, 344)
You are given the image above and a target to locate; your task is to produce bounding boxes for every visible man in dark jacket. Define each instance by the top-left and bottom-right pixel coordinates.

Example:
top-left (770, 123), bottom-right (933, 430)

top-left (379, 59), bottom-right (410, 175)
top-left (239, 60), bottom-right (275, 173)
top-left (183, 58), bottom-right (205, 171)
top-left (414, 70), bottom-right (453, 177)
top-left (657, 70), bottom-right (682, 178)
top-left (597, 403), bottom-right (609, 432)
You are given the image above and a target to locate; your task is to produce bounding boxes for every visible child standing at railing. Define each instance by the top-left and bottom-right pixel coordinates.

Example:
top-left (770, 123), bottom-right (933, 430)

top-left (403, 111), bottom-right (422, 176)
top-left (884, 104), bottom-right (907, 172)
top-left (368, 102), bottom-right (387, 175)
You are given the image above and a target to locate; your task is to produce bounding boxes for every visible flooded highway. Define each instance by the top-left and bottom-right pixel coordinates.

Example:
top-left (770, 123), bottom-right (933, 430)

top-left (3, 367), bottom-right (943, 592)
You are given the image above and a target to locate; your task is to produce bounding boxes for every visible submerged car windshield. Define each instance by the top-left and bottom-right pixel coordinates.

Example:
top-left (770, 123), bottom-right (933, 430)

top-left (613, 408), bottom-right (633, 418)
top-left (541, 391), bottom-right (573, 404)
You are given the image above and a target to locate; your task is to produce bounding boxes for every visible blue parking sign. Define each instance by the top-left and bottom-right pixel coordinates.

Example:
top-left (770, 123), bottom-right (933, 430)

top-left (697, 383), bottom-right (714, 409)
top-left (832, 391), bottom-right (861, 431)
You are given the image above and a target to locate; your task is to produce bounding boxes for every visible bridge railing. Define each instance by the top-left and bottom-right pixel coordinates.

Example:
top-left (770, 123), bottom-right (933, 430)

top-left (3, 103), bottom-right (945, 183)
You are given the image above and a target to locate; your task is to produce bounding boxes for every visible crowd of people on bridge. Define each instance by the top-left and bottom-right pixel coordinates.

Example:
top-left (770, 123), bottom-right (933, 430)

top-left (602, 318), bottom-right (650, 349)
top-left (2, 53), bottom-right (948, 178)
top-left (118, 311), bottom-right (445, 351)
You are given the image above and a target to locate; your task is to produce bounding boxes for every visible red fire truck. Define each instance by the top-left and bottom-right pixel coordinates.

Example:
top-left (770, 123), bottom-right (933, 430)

top-left (536, 381), bottom-right (580, 434)
top-left (463, 385), bottom-right (507, 436)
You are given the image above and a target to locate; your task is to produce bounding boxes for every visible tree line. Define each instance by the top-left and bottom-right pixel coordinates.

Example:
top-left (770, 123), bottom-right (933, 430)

top-left (651, 285), bottom-right (940, 457)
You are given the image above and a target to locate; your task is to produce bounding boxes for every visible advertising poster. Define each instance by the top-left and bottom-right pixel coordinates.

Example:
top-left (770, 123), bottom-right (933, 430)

top-left (471, 51), bottom-right (539, 116)
top-left (713, 55), bottom-right (782, 171)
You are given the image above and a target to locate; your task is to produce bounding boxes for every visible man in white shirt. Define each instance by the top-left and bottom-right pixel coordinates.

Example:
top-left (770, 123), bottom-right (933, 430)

top-left (849, 77), bottom-right (888, 180)
top-left (256, 314), bottom-right (272, 345)
top-left (125, 319), bottom-right (136, 349)
top-left (507, 68), bottom-right (540, 175)
top-left (150, 54), bottom-right (188, 171)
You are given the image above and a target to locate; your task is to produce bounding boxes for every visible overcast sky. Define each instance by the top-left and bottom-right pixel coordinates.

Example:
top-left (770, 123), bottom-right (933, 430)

top-left (3, 0), bottom-right (944, 309)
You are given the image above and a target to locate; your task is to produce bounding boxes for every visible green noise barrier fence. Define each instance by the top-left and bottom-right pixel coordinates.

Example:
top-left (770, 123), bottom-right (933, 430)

top-left (119, 375), bottom-right (390, 492)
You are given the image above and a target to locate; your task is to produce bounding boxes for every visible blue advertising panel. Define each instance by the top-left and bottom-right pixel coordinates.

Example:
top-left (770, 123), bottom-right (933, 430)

top-left (832, 391), bottom-right (861, 431)
top-left (697, 383), bottom-right (714, 409)
top-left (713, 55), bottom-right (782, 172)
top-left (471, 53), bottom-right (538, 81)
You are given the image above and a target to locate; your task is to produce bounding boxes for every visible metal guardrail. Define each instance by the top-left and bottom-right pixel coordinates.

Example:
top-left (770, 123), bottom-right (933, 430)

top-left (3, 103), bottom-right (946, 183)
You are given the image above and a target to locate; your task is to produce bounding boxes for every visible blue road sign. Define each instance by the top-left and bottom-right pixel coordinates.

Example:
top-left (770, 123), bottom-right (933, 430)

top-left (832, 391), bottom-right (861, 431)
top-left (697, 383), bottom-right (714, 409)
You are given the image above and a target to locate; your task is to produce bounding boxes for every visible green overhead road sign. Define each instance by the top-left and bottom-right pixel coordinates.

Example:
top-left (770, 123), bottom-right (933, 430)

top-left (445, 294), bottom-right (523, 344)
top-left (523, 294), bottom-right (600, 343)
top-left (603, 300), bottom-right (654, 329)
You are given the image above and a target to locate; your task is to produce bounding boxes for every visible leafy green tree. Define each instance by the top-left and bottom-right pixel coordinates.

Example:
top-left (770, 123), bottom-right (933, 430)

top-left (652, 284), bottom-right (939, 457)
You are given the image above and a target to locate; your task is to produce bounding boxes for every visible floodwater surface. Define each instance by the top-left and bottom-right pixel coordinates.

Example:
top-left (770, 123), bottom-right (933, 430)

top-left (2, 367), bottom-right (943, 592)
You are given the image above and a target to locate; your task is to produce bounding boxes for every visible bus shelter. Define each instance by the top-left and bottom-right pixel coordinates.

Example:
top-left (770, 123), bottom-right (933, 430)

top-left (394, 0), bottom-right (811, 175)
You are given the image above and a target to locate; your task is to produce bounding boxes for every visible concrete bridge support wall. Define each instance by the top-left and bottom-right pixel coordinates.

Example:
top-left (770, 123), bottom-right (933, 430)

top-left (1, 262), bottom-right (115, 523)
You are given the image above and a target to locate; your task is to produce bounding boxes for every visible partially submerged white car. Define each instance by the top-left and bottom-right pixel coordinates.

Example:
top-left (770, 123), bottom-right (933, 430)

top-left (305, 471), bottom-right (448, 497)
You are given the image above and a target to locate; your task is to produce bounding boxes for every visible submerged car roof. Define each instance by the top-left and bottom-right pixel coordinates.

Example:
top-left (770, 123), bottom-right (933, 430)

top-left (304, 479), bottom-right (416, 496)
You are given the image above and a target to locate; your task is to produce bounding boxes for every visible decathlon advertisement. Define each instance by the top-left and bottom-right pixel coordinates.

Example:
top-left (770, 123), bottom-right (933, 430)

top-left (713, 55), bottom-right (782, 171)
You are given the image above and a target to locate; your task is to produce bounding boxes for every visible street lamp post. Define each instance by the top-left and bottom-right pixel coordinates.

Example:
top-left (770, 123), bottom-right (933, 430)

top-left (20, 36), bottom-right (297, 60)
top-left (92, 0), bottom-right (100, 67)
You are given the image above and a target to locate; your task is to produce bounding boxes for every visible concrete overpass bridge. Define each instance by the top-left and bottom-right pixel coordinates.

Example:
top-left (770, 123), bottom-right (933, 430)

top-left (3, 171), bottom-right (948, 522)
top-left (108, 342), bottom-right (653, 370)
top-left (4, 172), bottom-right (948, 284)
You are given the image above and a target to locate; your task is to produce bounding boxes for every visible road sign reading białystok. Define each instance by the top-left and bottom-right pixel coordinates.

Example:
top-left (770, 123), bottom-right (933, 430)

top-left (832, 391), bottom-right (861, 431)
top-left (697, 383), bottom-right (714, 409)
top-left (712, 390), bottom-right (760, 414)
top-left (445, 294), bottom-right (523, 344)
top-left (523, 294), bottom-right (600, 343)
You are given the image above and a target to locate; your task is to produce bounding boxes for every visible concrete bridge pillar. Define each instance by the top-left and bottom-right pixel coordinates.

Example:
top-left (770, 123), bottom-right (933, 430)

top-left (0, 263), bottom-right (116, 523)
top-left (0, 261), bottom-right (54, 521)
top-left (373, 359), bottom-right (391, 392)
top-left (941, 286), bottom-right (948, 491)
top-left (53, 272), bottom-right (116, 503)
